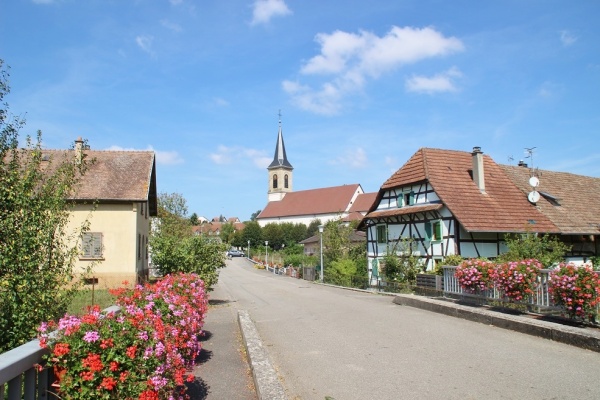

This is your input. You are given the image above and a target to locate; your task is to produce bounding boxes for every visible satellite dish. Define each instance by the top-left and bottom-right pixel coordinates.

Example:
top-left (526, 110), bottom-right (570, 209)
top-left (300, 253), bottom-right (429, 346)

top-left (529, 176), bottom-right (540, 187)
top-left (528, 191), bottom-right (540, 203)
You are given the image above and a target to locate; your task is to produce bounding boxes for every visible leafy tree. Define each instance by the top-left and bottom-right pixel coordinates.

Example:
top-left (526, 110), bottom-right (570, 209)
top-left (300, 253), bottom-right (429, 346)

top-left (219, 221), bottom-right (235, 244)
top-left (321, 219), bottom-right (368, 283)
top-left (496, 233), bottom-right (571, 267)
top-left (149, 192), bottom-right (226, 289)
top-left (189, 212), bottom-right (199, 226)
top-left (250, 209), bottom-right (262, 221)
top-left (262, 223), bottom-right (283, 249)
top-left (326, 258), bottom-right (358, 287)
top-left (230, 229), bottom-right (246, 249)
top-left (242, 220), bottom-right (263, 254)
top-left (307, 218), bottom-right (322, 238)
top-left (0, 60), bottom-right (92, 352)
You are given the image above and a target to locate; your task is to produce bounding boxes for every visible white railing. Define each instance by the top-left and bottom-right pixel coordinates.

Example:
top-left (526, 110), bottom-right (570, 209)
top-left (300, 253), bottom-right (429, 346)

top-left (442, 266), bottom-right (557, 310)
top-left (0, 305), bottom-right (120, 400)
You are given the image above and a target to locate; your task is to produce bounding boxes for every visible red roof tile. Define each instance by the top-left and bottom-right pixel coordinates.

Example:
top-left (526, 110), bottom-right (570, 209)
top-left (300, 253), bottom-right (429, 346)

top-left (258, 184), bottom-right (362, 219)
top-left (377, 148), bottom-right (558, 233)
top-left (500, 165), bottom-right (600, 234)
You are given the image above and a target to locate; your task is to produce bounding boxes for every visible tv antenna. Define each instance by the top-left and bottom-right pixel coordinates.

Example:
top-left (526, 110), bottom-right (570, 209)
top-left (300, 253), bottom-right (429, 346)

top-left (524, 147), bottom-right (540, 204)
top-left (508, 155), bottom-right (514, 163)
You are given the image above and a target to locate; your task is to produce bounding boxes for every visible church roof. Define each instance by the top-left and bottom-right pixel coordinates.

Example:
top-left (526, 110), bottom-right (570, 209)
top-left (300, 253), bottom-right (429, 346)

top-left (268, 124), bottom-right (293, 169)
top-left (257, 184), bottom-right (362, 219)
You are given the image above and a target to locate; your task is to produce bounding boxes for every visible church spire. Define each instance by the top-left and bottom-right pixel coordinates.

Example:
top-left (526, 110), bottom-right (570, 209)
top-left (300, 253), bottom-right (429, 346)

top-left (268, 110), bottom-right (293, 169)
top-left (267, 110), bottom-right (293, 202)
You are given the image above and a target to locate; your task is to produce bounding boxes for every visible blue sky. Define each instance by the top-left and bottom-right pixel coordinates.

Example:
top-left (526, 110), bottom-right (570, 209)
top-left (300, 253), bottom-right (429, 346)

top-left (2, 0), bottom-right (599, 221)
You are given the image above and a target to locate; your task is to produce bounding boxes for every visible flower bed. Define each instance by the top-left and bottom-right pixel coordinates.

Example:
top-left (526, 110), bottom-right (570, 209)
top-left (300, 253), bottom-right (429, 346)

top-left (549, 263), bottom-right (600, 322)
top-left (38, 273), bottom-right (208, 399)
top-left (492, 259), bottom-right (541, 301)
top-left (454, 259), bottom-right (495, 293)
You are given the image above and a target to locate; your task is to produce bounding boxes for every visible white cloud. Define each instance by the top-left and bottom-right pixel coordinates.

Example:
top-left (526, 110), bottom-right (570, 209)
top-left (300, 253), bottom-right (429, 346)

top-left (213, 97), bottom-right (230, 107)
top-left (250, 0), bottom-right (291, 26)
top-left (135, 35), bottom-right (155, 55)
top-left (105, 145), bottom-right (184, 165)
top-left (330, 147), bottom-right (368, 168)
top-left (209, 145), bottom-right (270, 168)
top-left (286, 26), bottom-right (464, 114)
top-left (559, 30), bottom-right (577, 46)
top-left (161, 19), bottom-right (182, 33)
top-left (405, 67), bottom-right (462, 94)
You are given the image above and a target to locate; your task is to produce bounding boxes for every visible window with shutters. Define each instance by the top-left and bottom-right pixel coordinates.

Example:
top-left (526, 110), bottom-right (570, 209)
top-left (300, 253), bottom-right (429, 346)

top-left (376, 225), bottom-right (387, 244)
top-left (425, 220), bottom-right (443, 242)
top-left (397, 190), bottom-right (415, 208)
top-left (81, 232), bottom-right (103, 259)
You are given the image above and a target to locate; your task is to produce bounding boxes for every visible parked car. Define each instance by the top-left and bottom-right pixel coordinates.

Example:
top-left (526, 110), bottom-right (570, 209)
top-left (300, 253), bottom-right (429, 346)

top-left (227, 249), bottom-right (245, 257)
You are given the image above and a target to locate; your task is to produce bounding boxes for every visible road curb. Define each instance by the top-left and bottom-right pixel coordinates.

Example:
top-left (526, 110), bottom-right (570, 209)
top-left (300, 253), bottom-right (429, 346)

top-left (238, 310), bottom-right (287, 400)
top-left (393, 294), bottom-right (600, 353)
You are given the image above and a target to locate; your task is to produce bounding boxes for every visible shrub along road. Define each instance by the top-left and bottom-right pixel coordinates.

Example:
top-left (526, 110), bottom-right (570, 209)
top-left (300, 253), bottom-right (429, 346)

top-left (221, 258), bottom-right (600, 400)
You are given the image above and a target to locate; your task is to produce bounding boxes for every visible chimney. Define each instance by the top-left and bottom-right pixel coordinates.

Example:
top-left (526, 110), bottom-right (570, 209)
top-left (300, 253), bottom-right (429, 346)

top-left (471, 146), bottom-right (485, 194)
top-left (518, 160), bottom-right (528, 168)
top-left (75, 136), bottom-right (84, 164)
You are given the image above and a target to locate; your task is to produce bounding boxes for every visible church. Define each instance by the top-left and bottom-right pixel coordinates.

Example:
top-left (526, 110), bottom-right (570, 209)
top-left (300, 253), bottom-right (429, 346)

top-left (255, 118), bottom-right (376, 227)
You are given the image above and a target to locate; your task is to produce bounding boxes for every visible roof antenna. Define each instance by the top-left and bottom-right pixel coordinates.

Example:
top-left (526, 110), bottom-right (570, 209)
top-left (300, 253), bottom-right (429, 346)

top-left (524, 147), bottom-right (536, 177)
top-left (508, 155), bottom-right (514, 164)
top-left (524, 147), bottom-right (540, 204)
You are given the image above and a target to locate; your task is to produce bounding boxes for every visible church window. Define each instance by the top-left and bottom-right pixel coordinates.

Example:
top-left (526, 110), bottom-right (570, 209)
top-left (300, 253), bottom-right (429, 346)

top-left (273, 174), bottom-right (278, 189)
top-left (284, 174), bottom-right (289, 188)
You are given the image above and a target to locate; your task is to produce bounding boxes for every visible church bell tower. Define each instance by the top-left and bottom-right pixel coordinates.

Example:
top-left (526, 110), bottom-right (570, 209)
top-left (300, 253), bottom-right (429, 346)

top-left (267, 114), bottom-right (293, 202)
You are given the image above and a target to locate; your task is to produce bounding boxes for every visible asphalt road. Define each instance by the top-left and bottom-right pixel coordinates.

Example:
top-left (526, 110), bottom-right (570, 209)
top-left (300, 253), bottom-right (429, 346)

top-left (221, 258), bottom-right (600, 400)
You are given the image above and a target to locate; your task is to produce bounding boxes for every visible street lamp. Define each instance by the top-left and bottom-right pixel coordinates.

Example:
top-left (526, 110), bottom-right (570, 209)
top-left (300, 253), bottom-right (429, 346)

top-left (265, 241), bottom-right (269, 271)
top-left (247, 240), bottom-right (250, 259)
top-left (318, 225), bottom-right (324, 282)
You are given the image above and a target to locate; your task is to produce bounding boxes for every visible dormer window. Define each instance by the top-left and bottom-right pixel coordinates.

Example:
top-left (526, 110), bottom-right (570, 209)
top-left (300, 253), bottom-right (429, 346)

top-left (540, 191), bottom-right (561, 206)
top-left (397, 190), bottom-right (415, 208)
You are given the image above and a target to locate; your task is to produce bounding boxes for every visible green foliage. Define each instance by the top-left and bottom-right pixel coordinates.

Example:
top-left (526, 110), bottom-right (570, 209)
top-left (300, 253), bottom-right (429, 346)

top-left (326, 258), bottom-right (358, 287)
top-left (149, 192), bottom-right (226, 290)
top-left (589, 256), bottom-right (600, 270)
top-left (262, 223), bottom-right (283, 249)
top-left (250, 209), bottom-right (262, 221)
top-left (382, 237), bottom-right (421, 284)
top-left (283, 253), bottom-right (317, 268)
top-left (219, 221), bottom-right (235, 244)
top-left (283, 243), bottom-right (304, 256)
top-left (189, 212), bottom-right (199, 226)
top-left (434, 254), bottom-right (465, 275)
top-left (497, 233), bottom-right (571, 267)
top-left (307, 219), bottom-right (322, 238)
top-left (242, 221), bottom-right (263, 248)
top-left (0, 60), bottom-right (92, 352)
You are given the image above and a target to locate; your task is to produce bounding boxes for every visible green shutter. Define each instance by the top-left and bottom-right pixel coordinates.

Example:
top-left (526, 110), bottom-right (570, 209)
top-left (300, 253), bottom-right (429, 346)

top-left (434, 221), bottom-right (442, 241)
top-left (408, 191), bottom-right (415, 205)
top-left (424, 222), bottom-right (432, 240)
top-left (371, 259), bottom-right (379, 277)
top-left (396, 195), bottom-right (403, 208)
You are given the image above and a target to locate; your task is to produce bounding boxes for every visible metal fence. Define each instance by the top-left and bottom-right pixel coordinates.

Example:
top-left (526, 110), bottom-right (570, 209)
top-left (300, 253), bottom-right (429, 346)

top-left (442, 266), bottom-right (557, 310)
top-left (0, 305), bottom-right (120, 400)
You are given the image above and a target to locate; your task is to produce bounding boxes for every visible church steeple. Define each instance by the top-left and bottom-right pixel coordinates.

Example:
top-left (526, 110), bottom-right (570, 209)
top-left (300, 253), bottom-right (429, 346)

top-left (267, 112), bottom-right (293, 202)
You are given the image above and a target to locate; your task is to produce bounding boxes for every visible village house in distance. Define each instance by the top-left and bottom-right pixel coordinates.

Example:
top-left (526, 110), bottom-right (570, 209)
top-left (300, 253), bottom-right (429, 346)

top-left (256, 118), bottom-right (376, 227)
top-left (360, 146), bottom-right (600, 280)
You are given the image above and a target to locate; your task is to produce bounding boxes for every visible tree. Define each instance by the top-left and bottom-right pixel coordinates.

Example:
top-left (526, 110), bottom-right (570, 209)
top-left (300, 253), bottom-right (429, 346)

top-left (262, 223), bottom-right (283, 249)
top-left (496, 233), bottom-right (571, 267)
top-left (307, 218), bottom-right (322, 238)
top-left (189, 212), bottom-right (199, 226)
top-left (0, 60), bottom-right (92, 352)
top-left (250, 209), bottom-right (262, 221)
top-left (219, 221), bottom-right (235, 244)
top-left (149, 192), bottom-right (226, 289)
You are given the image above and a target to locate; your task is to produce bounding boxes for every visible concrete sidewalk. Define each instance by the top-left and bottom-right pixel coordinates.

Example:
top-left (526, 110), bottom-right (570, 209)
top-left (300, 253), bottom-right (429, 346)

top-left (190, 284), bottom-right (258, 400)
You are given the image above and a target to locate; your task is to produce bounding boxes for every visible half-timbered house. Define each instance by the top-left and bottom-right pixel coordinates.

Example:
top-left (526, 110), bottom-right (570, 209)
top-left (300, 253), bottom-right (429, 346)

top-left (360, 147), bottom-right (600, 280)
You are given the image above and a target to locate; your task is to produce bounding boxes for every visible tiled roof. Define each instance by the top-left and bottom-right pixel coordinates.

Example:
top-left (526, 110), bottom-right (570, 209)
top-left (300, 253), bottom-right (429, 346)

top-left (500, 165), bottom-right (600, 234)
top-left (41, 149), bottom-right (157, 210)
top-left (376, 148), bottom-right (558, 233)
top-left (258, 184), bottom-right (362, 219)
top-left (348, 192), bottom-right (377, 213)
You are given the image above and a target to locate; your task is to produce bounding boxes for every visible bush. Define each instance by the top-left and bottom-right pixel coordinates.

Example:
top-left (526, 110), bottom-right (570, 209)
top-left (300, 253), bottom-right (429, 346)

top-left (492, 259), bottom-right (542, 301)
top-left (497, 233), bottom-right (570, 267)
top-left (39, 273), bottom-right (208, 399)
top-left (454, 259), bottom-right (495, 293)
top-left (549, 263), bottom-right (600, 322)
top-left (326, 258), bottom-right (357, 287)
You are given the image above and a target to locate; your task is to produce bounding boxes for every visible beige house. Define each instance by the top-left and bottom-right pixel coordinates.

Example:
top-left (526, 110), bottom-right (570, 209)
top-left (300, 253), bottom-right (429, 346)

top-left (51, 138), bottom-right (158, 288)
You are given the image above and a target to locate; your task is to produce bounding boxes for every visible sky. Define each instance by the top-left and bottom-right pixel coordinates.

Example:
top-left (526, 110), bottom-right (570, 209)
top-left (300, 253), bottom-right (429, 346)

top-left (1, 0), bottom-right (599, 222)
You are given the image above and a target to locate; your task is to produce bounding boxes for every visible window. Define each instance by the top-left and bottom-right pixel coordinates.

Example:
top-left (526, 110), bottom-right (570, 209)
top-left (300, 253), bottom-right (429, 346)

top-left (397, 190), bottom-right (415, 208)
top-left (284, 174), bottom-right (289, 188)
top-left (425, 220), bottom-right (443, 242)
top-left (273, 174), bottom-right (278, 189)
top-left (81, 233), bottom-right (103, 259)
top-left (376, 225), bottom-right (387, 244)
